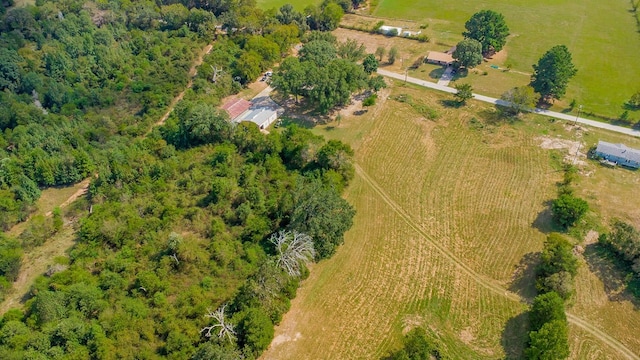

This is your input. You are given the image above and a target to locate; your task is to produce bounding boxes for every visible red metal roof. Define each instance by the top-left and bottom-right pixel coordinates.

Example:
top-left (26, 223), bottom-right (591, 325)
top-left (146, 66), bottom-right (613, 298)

top-left (221, 98), bottom-right (252, 120)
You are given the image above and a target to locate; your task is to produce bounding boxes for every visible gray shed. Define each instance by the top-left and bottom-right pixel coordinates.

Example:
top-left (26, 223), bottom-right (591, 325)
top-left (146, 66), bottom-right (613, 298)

top-left (594, 141), bottom-right (640, 169)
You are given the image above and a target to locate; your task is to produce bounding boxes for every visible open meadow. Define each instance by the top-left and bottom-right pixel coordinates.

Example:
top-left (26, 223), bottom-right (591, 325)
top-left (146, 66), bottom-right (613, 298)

top-left (261, 80), bottom-right (640, 359)
top-left (367, 0), bottom-right (640, 120)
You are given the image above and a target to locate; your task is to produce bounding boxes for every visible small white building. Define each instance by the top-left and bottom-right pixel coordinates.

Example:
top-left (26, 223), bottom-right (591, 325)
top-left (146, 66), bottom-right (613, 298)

top-left (238, 108), bottom-right (278, 129)
top-left (402, 30), bottom-right (421, 37)
top-left (379, 25), bottom-right (402, 36)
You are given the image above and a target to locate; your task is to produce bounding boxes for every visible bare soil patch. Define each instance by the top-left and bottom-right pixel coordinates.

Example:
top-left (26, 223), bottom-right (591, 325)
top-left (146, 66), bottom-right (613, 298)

top-left (536, 136), bottom-right (587, 166)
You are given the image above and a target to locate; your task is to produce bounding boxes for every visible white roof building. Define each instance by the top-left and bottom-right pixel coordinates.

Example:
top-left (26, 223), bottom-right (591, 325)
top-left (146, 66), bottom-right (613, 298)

top-left (379, 25), bottom-right (402, 36)
top-left (238, 108), bottom-right (278, 129)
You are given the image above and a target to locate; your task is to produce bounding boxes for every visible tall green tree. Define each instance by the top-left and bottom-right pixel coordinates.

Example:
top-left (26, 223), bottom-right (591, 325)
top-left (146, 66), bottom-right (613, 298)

top-left (537, 233), bottom-right (579, 279)
top-left (387, 46), bottom-right (398, 64)
top-left (375, 46), bottom-right (386, 62)
top-left (529, 292), bottom-right (566, 332)
top-left (454, 83), bottom-right (474, 104)
top-left (272, 57), bottom-right (307, 103)
top-left (500, 86), bottom-right (539, 115)
top-left (463, 10), bottom-right (510, 54)
top-left (337, 38), bottom-right (366, 62)
top-left (452, 39), bottom-right (483, 69)
top-left (289, 179), bottom-right (355, 259)
top-left (525, 320), bottom-right (570, 360)
top-left (530, 45), bottom-right (577, 102)
top-left (299, 40), bottom-right (337, 66)
top-left (362, 54), bottom-right (378, 74)
top-left (238, 308), bottom-right (274, 357)
top-left (551, 193), bottom-right (588, 228)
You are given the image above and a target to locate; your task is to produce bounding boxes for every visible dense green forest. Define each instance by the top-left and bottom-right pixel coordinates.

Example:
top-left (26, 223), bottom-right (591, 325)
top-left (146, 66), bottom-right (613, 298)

top-left (0, 0), bottom-right (362, 358)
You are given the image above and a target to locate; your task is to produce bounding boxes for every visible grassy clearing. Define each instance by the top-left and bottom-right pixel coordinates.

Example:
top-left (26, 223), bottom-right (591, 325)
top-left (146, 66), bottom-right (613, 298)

top-left (6, 180), bottom-right (88, 238)
top-left (370, 0), bottom-right (640, 119)
top-left (0, 225), bottom-right (77, 314)
top-left (262, 81), bottom-right (640, 359)
top-left (333, 28), bottom-right (435, 74)
top-left (256, 0), bottom-right (317, 10)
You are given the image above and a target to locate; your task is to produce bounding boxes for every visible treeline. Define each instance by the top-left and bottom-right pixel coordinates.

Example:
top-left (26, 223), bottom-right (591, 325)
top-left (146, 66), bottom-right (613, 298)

top-left (523, 232), bottom-right (578, 359)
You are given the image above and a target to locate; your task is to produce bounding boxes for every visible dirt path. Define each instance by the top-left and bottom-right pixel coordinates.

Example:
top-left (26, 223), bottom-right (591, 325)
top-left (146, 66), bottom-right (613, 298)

top-left (354, 164), bottom-right (639, 360)
top-left (147, 43), bottom-right (213, 134)
top-left (0, 178), bottom-right (91, 315)
top-left (44, 177), bottom-right (91, 217)
top-left (0, 226), bottom-right (76, 314)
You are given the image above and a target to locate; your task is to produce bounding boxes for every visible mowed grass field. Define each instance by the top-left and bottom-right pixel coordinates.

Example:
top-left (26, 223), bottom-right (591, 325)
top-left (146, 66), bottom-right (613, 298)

top-left (261, 81), bottom-right (640, 359)
top-left (370, 0), bottom-right (640, 119)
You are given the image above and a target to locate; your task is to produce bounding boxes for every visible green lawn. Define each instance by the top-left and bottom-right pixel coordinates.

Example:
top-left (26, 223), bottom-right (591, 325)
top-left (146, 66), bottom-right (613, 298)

top-left (256, 0), bottom-right (318, 10)
top-left (372, 0), bottom-right (640, 120)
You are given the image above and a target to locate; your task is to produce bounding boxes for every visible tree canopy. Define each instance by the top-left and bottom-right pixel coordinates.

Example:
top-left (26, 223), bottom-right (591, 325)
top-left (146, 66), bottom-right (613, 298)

top-left (453, 39), bottom-right (483, 69)
top-left (500, 86), bottom-right (539, 115)
top-left (454, 83), bottom-right (474, 104)
top-left (530, 45), bottom-right (577, 102)
top-left (551, 193), bottom-right (588, 228)
top-left (462, 10), bottom-right (510, 54)
top-left (525, 320), bottom-right (570, 360)
top-left (272, 38), bottom-right (374, 113)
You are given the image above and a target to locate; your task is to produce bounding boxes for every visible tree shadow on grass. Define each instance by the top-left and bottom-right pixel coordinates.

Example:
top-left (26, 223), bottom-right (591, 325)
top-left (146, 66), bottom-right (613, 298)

top-left (428, 67), bottom-right (445, 79)
top-left (477, 108), bottom-right (512, 126)
top-left (509, 252), bottom-right (540, 302)
top-left (439, 99), bottom-right (463, 108)
top-left (501, 311), bottom-right (529, 360)
top-left (583, 243), bottom-right (640, 309)
top-left (279, 116), bottom-right (316, 129)
top-left (531, 202), bottom-right (560, 234)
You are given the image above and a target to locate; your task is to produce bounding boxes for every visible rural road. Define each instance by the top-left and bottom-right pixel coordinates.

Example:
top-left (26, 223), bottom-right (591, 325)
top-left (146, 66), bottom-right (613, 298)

top-left (355, 164), bottom-right (640, 359)
top-left (377, 69), bottom-right (640, 138)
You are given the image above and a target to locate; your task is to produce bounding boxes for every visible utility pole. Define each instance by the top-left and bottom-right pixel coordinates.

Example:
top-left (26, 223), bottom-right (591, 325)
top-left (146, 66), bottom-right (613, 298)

top-left (572, 104), bottom-right (583, 165)
top-left (573, 104), bottom-right (583, 127)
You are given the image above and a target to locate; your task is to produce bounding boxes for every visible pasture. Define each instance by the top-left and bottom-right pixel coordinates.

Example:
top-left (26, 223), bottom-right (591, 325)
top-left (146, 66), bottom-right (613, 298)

top-left (261, 81), bottom-right (640, 359)
top-left (255, 0), bottom-right (317, 10)
top-left (369, 0), bottom-right (640, 120)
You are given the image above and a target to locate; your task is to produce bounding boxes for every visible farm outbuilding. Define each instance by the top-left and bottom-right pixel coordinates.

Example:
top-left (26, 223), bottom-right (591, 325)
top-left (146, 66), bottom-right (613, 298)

top-left (379, 25), bottom-right (402, 36)
top-left (595, 141), bottom-right (640, 169)
top-left (426, 51), bottom-right (454, 66)
top-left (221, 98), bottom-right (252, 120)
top-left (237, 108), bottom-right (278, 129)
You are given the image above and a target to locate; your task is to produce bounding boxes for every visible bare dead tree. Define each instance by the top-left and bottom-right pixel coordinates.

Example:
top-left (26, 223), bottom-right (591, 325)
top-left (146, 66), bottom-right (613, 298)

top-left (270, 230), bottom-right (316, 276)
top-left (200, 304), bottom-right (236, 342)
top-left (167, 232), bottom-right (182, 266)
top-left (210, 65), bottom-right (224, 83)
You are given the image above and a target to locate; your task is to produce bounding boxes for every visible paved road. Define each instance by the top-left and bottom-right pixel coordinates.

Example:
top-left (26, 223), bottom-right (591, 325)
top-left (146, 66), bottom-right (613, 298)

top-left (377, 69), bottom-right (640, 138)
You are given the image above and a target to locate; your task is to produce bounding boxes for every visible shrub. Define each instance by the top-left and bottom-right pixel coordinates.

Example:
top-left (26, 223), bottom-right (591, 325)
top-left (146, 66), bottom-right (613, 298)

top-left (363, 94), bottom-right (377, 106)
